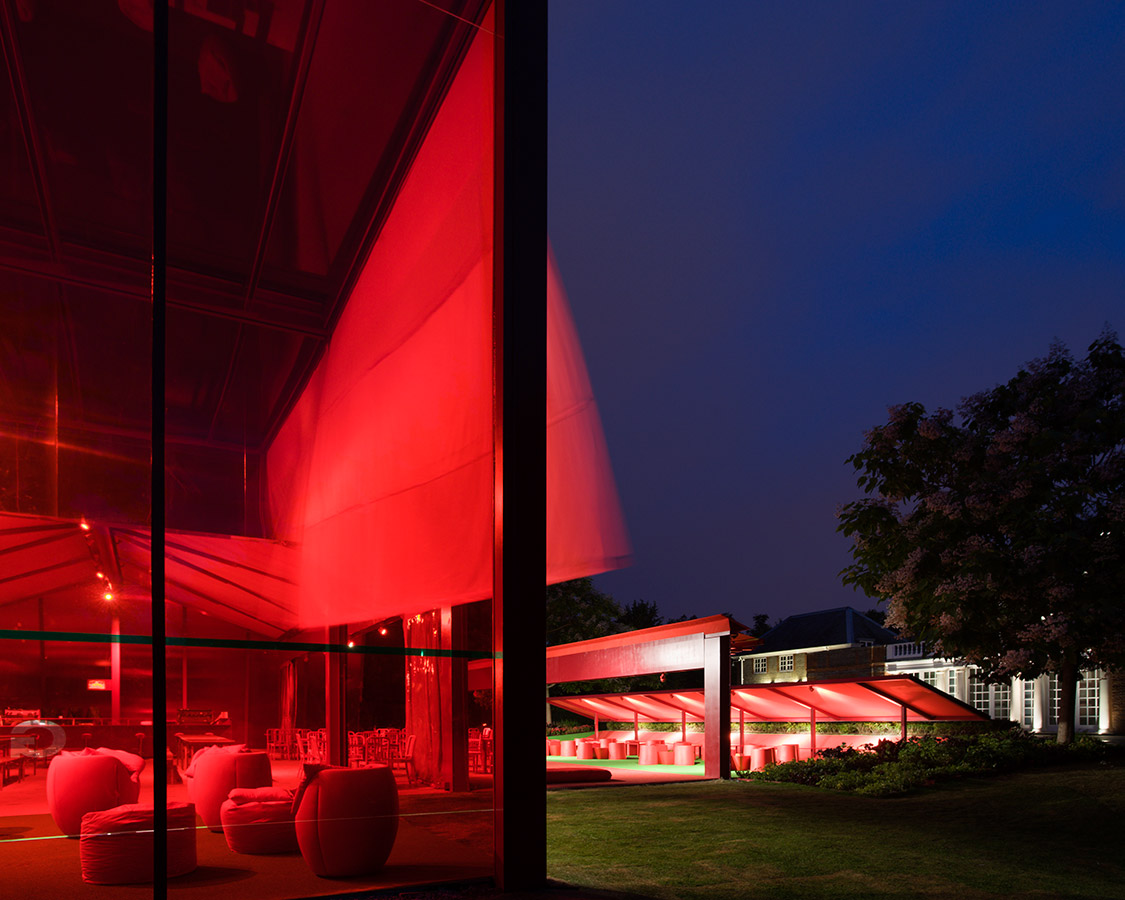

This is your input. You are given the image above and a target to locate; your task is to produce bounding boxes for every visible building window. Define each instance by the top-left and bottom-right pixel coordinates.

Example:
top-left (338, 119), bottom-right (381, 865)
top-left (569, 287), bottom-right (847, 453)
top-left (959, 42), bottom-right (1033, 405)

top-left (947, 669), bottom-right (956, 695)
top-left (969, 674), bottom-right (989, 713)
top-left (1022, 679), bottom-right (1036, 727)
top-left (1078, 672), bottom-right (1100, 728)
top-left (753, 657), bottom-right (767, 674)
top-left (969, 671), bottom-right (1011, 720)
top-left (778, 654), bottom-right (794, 672)
top-left (920, 671), bottom-right (937, 688)
top-left (1046, 674), bottom-right (1060, 726)
top-left (993, 681), bottom-right (1011, 721)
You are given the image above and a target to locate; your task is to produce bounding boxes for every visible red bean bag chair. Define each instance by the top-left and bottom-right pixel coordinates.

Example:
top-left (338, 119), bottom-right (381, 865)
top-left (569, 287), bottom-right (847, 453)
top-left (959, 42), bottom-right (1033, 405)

top-left (220, 786), bottom-right (299, 854)
top-left (184, 745), bottom-right (272, 831)
top-left (47, 747), bottom-right (145, 837)
top-left (79, 802), bottom-right (197, 884)
top-left (294, 764), bottom-right (398, 877)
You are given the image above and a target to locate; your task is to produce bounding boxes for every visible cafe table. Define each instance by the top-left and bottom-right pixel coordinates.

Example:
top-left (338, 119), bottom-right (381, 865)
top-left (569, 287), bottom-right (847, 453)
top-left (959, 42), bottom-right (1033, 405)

top-left (173, 733), bottom-right (236, 770)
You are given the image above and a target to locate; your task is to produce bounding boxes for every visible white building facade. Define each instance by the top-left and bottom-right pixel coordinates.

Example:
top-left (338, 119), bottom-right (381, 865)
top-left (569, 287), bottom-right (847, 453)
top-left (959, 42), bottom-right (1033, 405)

top-left (884, 642), bottom-right (1113, 734)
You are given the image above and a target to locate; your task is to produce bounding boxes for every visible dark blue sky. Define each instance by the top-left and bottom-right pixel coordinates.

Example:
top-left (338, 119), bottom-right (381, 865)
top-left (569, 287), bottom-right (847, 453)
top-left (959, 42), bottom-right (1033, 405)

top-left (548, 2), bottom-right (1125, 625)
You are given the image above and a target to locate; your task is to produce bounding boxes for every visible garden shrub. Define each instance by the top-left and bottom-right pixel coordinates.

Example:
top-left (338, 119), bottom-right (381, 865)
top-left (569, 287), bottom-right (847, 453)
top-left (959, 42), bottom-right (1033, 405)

top-left (741, 727), bottom-right (1123, 796)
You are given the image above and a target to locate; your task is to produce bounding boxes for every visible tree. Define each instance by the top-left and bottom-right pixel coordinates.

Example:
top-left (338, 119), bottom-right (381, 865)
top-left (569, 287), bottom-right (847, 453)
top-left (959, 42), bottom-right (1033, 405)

top-left (545, 577), bottom-right (621, 646)
top-left (749, 613), bottom-right (773, 637)
top-left (618, 598), bottom-right (662, 631)
top-left (838, 332), bottom-right (1125, 743)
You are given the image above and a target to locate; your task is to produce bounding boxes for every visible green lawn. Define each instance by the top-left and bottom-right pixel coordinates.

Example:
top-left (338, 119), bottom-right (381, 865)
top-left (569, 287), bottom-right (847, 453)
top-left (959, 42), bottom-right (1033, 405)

top-left (546, 764), bottom-right (1125, 899)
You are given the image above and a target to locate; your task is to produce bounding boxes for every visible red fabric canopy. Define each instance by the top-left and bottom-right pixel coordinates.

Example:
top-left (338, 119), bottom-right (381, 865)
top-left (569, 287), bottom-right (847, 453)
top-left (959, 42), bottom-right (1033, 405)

top-left (548, 676), bottom-right (989, 724)
top-left (265, 23), bottom-right (629, 629)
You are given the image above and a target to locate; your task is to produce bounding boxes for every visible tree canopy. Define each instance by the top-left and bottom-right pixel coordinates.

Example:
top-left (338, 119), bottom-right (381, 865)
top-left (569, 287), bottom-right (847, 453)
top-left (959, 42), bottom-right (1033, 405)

top-left (838, 332), bottom-right (1125, 742)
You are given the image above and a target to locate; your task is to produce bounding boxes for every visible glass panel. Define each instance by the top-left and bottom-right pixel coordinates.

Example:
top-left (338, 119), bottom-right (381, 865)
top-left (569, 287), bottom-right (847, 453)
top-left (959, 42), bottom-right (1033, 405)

top-left (163, 1), bottom-right (498, 894)
top-left (1, 0), bottom-right (153, 888)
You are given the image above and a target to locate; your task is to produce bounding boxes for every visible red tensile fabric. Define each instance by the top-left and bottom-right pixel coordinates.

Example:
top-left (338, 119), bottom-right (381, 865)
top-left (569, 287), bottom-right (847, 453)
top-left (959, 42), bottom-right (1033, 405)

top-left (265, 23), bottom-right (628, 630)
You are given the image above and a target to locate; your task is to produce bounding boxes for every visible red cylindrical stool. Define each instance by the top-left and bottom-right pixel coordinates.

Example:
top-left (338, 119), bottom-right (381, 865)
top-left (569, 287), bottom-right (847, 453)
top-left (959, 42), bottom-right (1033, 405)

top-left (560, 740), bottom-right (576, 757)
top-left (295, 765), bottom-right (398, 877)
top-left (608, 743), bottom-right (627, 760)
top-left (673, 744), bottom-right (695, 766)
top-left (750, 747), bottom-right (776, 771)
top-left (638, 743), bottom-right (660, 766)
top-left (774, 743), bottom-right (799, 763)
top-left (658, 749), bottom-right (675, 765)
top-left (576, 742), bottom-right (595, 760)
top-left (547, 739), bottom-right (561, 755)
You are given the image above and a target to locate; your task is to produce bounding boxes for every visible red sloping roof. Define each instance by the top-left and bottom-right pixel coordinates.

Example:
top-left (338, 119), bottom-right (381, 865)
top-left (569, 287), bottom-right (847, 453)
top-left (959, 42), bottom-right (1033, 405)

top-left (545, 615), bottom-right (748, 659)
top-left (548, 675), bottom-right (988, 723)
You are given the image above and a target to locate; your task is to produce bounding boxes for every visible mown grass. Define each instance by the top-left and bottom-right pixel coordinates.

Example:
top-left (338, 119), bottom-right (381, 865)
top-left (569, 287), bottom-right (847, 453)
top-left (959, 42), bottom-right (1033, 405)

top-left (546, 763), bottom-right (1125, 899)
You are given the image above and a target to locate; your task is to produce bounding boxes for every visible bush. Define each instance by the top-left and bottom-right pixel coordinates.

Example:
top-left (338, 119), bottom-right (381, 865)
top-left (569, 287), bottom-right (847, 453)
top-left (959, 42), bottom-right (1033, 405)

top-left (741, 728), bottom-right (1123, 796)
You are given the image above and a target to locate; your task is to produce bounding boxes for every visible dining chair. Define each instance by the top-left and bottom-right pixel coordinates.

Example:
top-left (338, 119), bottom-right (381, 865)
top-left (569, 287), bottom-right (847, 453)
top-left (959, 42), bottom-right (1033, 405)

top-left (390, 734), bottom-right (416, 785)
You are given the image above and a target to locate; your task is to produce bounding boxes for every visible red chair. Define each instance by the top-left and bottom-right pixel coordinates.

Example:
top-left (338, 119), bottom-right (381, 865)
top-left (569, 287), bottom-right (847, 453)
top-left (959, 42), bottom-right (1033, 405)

top-left (47, 748), bottom-right (144, 837)
top-left (220, 787), bottom-right (299, 854)
top-left (295, 765), bottom-right (398, 876)
top-left (184, 747), bottom-right (272, 831)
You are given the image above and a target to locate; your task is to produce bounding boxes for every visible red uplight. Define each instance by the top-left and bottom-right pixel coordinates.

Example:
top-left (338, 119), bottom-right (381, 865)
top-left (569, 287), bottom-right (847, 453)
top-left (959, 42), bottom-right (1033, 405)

top-left (347, 640), bottom-right (355, 648)
top-left (378, 627), bottom-right (388, 636)
top-left (95, 571), bottom-right (105, 579)
top-left (80, 521), bottom-right (90, 531)
top-left (103, 592), bottom-right (114, 601)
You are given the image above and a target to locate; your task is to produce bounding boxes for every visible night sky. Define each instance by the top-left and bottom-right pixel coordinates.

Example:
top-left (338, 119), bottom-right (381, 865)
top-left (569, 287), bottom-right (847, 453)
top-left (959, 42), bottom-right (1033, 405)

top-left (548, 2), bottom-right (1125, 626)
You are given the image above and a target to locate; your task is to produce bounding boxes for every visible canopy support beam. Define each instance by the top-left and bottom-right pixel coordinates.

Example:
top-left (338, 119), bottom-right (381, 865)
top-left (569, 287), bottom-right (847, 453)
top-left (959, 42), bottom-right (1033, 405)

top-left (702, 632), bottom-right (730, 779)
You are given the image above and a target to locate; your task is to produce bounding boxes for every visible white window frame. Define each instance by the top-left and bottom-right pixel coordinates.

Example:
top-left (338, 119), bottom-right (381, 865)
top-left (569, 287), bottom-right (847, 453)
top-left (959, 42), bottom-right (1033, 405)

top-left (778, 654), bottom-right (794, 672)
top-left (752, 657), bottom-right (767, 674)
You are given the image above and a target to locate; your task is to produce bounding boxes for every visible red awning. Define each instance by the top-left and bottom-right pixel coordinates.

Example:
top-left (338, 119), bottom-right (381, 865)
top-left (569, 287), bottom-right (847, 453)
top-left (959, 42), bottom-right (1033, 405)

top-left (548, 675), bottom-right (989, 724)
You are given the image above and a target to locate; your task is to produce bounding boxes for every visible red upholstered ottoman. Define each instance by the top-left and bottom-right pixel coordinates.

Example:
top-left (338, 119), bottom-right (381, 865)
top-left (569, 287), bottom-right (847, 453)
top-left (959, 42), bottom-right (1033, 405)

top-left (79, 802), bottom-right (197, 884)
top-left (220, 787), bottom-right (299, 854)
top-left (295, 765), bottom-right (399, 877)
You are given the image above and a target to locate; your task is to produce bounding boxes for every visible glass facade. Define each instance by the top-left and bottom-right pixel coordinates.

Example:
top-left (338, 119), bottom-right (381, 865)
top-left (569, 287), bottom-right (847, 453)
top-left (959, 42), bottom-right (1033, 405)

top-left (1, 2), bottom-right (511, 896)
